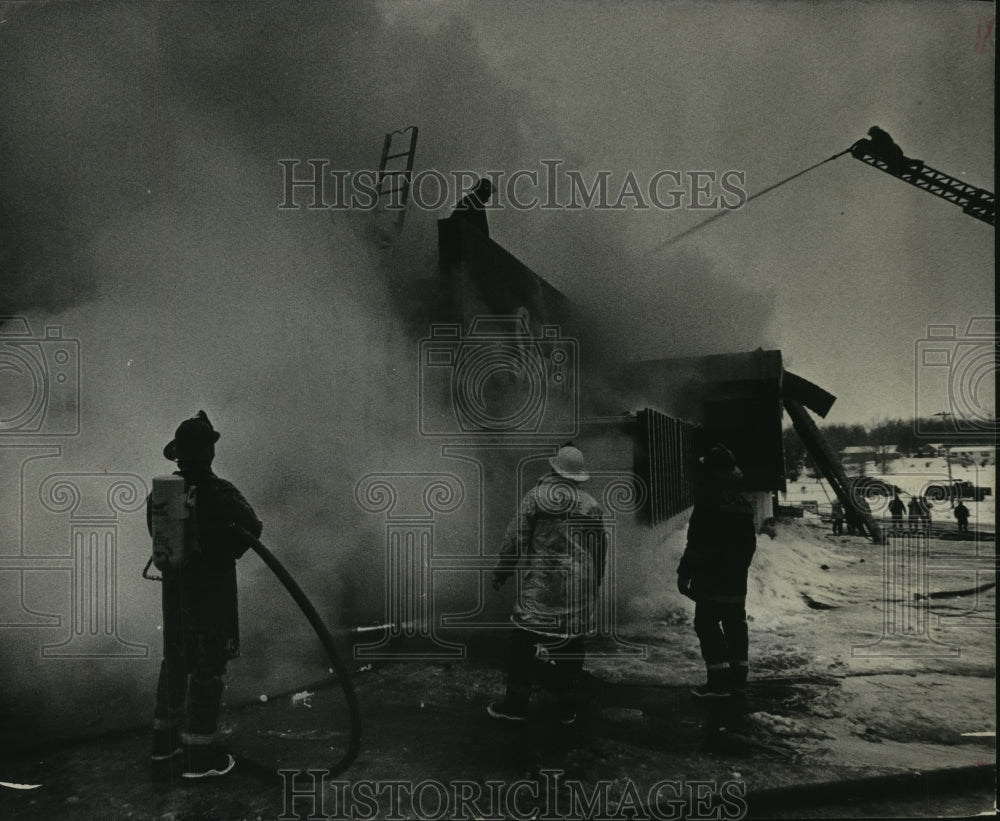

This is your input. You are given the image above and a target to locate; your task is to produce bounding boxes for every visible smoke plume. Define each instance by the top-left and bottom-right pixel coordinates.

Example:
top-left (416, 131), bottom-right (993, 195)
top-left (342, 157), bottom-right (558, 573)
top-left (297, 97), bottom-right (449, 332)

top-left (0, 2), bottom-right (775, 742)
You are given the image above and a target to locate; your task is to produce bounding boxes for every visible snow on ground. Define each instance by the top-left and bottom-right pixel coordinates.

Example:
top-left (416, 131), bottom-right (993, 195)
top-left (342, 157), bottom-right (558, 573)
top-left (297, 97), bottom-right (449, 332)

top-left (587, 484), bottom-right (995, 780)
top-left (1, 504), bottom-right (992, 820)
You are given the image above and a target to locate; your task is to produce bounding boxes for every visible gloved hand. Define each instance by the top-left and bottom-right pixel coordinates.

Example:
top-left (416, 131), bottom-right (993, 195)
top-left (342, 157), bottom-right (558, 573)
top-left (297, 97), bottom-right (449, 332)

top-left (677, 575), bottom-right (695, 600)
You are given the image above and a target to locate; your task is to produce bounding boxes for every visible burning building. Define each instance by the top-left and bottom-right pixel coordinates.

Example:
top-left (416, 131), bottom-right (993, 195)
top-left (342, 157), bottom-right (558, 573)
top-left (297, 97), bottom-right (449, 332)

top-left (348, 212), bottom-right (844, 661)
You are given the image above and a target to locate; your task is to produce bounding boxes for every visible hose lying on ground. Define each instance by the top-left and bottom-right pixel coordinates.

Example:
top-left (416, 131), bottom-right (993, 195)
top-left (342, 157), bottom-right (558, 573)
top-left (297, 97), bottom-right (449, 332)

top-left (240, 531), bottom-right (362, 778)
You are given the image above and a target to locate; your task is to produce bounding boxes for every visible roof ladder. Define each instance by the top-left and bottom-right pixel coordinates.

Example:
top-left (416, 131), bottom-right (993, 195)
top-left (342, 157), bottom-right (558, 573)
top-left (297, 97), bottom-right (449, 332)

top-left (374, 126), bottom-right (419, 233)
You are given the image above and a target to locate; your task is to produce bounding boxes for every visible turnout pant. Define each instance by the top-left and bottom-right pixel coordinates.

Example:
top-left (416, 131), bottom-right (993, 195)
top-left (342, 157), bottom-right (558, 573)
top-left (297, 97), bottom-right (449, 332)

top-left (693, 600), bottom-right (749, 667)
top-left (154, 660), bottom-right (227, 743)
top-left (153, 572), bottom-right (229, 746)
top-left (504, 627), bottom-right (585, 709)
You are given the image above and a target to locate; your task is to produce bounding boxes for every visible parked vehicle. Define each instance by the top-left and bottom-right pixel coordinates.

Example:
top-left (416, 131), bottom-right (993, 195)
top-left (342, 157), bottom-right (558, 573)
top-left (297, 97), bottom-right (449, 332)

top-left (925, 480), bottom-right (991, 503)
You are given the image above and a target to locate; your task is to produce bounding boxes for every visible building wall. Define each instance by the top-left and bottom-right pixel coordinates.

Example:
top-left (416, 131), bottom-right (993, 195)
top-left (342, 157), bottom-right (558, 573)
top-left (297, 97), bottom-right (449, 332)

top-left (438, 217), bottom-right (574, 333)
top-left (620, 352), bottom-right (786, 492)
top-left (435, 218), bottom-right (787, 511)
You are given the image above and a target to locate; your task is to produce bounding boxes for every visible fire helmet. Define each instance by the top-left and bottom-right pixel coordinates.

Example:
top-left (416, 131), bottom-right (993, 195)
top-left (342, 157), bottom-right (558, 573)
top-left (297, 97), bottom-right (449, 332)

top-left (163, 410), bottom-right (221, 461)
top-left (549, 445), bottom-right (590, 483)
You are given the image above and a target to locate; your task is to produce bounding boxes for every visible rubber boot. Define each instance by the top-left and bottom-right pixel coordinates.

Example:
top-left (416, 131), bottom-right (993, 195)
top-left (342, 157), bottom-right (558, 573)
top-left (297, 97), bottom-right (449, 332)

top-left (181, 674), bottom-right (234, 778)
top-left (730, 662), bottom-right (748, 693)
top-left (691, 664), bottom-right (730, 698)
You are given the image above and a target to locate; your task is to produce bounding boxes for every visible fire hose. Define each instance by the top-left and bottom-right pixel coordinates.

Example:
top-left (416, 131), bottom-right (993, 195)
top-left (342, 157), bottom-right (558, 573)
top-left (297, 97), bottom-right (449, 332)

top-left (240, 531), bottom-right (362, 778)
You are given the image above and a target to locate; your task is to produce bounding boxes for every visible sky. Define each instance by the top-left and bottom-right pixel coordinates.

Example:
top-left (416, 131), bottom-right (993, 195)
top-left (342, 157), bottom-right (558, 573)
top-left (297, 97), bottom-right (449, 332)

top-left (1, 1), bottom-right (994, 434)
top-left (444, 0), bottom-right (996, 427)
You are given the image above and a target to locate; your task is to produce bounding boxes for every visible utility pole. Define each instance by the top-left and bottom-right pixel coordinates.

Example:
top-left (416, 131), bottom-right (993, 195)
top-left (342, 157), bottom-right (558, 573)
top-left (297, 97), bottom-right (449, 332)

top-left (933, 412), bottom-right (955, 508)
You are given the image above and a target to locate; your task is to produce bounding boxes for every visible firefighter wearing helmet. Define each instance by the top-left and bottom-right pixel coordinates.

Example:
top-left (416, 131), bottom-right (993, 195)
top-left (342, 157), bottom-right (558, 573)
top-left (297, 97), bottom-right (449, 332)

top-left (147, 410), bottom-right (262, 778)
top-left (488, 444), bottom-right (607, 725)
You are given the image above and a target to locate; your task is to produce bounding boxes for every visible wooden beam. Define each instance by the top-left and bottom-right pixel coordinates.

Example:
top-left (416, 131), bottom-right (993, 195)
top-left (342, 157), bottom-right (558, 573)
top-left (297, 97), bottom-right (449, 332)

top-left (784, 398), bottom-right (882, 543)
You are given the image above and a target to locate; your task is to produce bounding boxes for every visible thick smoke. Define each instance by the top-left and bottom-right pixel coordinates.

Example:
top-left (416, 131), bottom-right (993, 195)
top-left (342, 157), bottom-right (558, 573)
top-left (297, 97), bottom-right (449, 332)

top-left (0, 2), bottom-right (775, 741)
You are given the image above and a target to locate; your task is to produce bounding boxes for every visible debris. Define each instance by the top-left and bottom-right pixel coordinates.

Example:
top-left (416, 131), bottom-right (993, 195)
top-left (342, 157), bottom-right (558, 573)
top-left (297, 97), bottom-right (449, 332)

top-left (352, 621), bottom-right (416, 634)
top-left (801, 592), bottom-right (837, 610)
top-left (750, 711), bottom-right (833, 740)
top-left (1, 782), bottom-right (41, 791)
top-left (291, 690), bottom-right (314, 708)
top-left (915, 581), bottom-right (996, 601)
top-left (259, 694), bottom-right (268, 703)
top-left (356, 664), bottom-right (373, 674)
top-left (261, 728), bottom-right (345, 740)
top-left (599, 707), bottom-right (645, 722)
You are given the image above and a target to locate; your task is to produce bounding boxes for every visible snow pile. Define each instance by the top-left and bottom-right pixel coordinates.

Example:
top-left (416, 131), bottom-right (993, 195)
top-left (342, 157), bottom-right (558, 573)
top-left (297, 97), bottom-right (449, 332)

top-left (747, 521), bottom-right (859, 628)
top-left (750, 711), bottom-right (834, 740)
top-left (619, 516), bottom-right (855, 630)
top-left (619, 516), bottom-right (691, 620)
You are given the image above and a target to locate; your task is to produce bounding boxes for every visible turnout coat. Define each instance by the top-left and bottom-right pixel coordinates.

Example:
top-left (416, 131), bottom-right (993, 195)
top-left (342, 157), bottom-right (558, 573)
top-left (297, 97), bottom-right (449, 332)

top-left (678, 487), bottom-right (756, 605)
top-left (148, 466), bottom-right (262, 667)
top-left (496, 475), bottom-right (607, 637)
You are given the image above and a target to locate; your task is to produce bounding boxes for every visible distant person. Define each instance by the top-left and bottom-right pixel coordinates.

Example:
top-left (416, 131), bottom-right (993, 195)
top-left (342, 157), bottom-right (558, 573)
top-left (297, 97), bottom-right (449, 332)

top-left (831, 500), bottom-right (845, 535)
top-left (917, 495), bottom-right (932, 529)
top-left (954, 501), bottom-right (971, 533)
top-left (489, 445), bottom-right (606, 724)
top-left (907, 496), bottom-right (922, 530)
top-left (450, 178), bottom-right (493, 237)
top-left (677, 445), bottom-right (757, 698)
top-left (888, 493), bottom-right (906, 528)
top-left (148, 411), bottom-right (263, 778)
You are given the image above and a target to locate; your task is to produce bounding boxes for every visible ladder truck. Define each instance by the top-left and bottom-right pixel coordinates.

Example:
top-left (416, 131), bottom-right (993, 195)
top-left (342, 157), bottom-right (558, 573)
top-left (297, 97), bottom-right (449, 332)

top-left (849, 126), bottom-right (995, 225)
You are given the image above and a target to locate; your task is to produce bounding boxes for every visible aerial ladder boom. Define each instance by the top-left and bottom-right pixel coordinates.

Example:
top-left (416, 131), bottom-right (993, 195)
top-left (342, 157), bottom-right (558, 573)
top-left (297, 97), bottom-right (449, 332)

top-left (849, 127), bottom-right (995, 226)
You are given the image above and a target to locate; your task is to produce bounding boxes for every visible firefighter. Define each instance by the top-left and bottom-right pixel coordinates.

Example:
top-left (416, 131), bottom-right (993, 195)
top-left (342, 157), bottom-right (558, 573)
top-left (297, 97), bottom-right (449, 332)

top-left (450, 178), bottom-right (493, 237)
top-left (148, 411), bottom-right (262, 778)
top-left (677, 445), bottom-right (757, 698)
top-left (488, 445), bottom-right (606, 725)
top-left (862, 126), bottom-right (922, 175)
